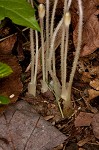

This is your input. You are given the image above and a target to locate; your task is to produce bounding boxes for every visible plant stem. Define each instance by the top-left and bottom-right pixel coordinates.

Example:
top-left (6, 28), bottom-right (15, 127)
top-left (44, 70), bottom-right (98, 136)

top-left (45, 0), bottom-right (50, 81)
top-left (61, 0), bottom-right (68, 88)
top-left (61, 12), bottom-right (71, 100)
top-left (30, 28), bottom-right (34, 83)
top-left (68, 0), bottom-right (83, 90)
top-left (50, 0), bottom-right (58, 86)
top-left (67, 0), bottom-right (72, 11)
top-left (38, 4), bottom-right (48, 93)
top-left (48, 18), bottom-right (63, 107)
top-left (48, 18), bottom-right (63, 75)
top-left (40, 18), bottom-right (45, 82)
top-left (34, 31), bottom-right (38, 84)
top-left (28, 0), bottom-right (39, 96)
top-left (50, 0), bottom-right (58, 38)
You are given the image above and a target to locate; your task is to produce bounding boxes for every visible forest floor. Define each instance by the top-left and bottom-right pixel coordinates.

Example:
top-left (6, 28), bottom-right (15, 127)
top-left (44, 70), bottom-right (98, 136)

top-left (0, 1), bottom-right (99, 149)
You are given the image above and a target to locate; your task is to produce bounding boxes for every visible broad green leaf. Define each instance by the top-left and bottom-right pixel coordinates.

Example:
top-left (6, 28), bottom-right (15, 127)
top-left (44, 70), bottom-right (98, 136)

top-left (0, 0), bottom-right (40, 31)
top-left (0, 62), bottom-right (13, 78)
top-left (0, 95), bottom-right (10, 104)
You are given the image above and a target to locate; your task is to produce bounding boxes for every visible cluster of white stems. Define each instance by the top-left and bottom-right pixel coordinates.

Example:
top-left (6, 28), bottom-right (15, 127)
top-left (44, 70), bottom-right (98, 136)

top-left (28, 0), bottom-right (83, 118)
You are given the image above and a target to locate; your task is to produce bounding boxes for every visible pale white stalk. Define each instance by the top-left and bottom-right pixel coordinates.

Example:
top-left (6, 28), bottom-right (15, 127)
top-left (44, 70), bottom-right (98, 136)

top-left (48, 18), bottom-right (63, 107)
top-left (38, 4), bottom-right (48, 93)
top-left (28, 28), bottom-right (35, 95)
top-left (61, 12), bottom-right (71, 100)
top-left (28, 0), bottom-right (37, 96)
top-left (61, 0), bottom-right (68, 86)
top-left (39, 4), bottom-right (45, 81)
top-left (68, 0), bottom-right (83, 92)
top-left (29, 0), bottom-right (34, 83)
top-left (48, 18), bottom-right (63, 75)
top-left (50, 0), bottom-right (58, 38)
top-left (30, 28), bottom-right (34, 83)
top-left (67, 0), bottom-right (72, 11)
top-left (50, 0), bottom-right (58, 84)
top-left (34, 31), bottom-right (38, 84)
top-left (45, 0), bottom-right (50, 81)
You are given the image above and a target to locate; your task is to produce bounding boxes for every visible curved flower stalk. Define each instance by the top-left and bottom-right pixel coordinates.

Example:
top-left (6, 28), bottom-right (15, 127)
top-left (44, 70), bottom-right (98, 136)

top-left (28, 0), bottom-right (39, 96)
top-left (48, 18), bottom-right (64, 117)
top-left (38, 4), bottom-right (48, 93)
top-left (50, 0), bottom-right (58, 85)
top-left (50, 0), bottom-right (58, 38)
top-left (61, 0), bottom-right (72, 88)
top-left (60, 0), bottom-right (68, 88)
top-left (61, 11), bottom-right (71, 101)
top-left (68, 0), bottom-right (83, 91)
top-left (48, 18), bottom-right (63, 76)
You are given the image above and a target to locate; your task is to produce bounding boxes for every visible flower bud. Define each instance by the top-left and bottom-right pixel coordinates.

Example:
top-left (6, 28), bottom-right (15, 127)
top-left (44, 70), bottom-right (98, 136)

top-left (64, 12), bottom-right (71, 27)
top-left (38, 4), bottom-right (45, 19)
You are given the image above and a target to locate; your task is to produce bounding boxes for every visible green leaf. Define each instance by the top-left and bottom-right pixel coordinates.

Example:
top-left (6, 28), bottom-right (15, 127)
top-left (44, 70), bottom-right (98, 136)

top-left (0, 95), bottom-right (10, 104)
top-left (0, 62), bottom-right (13, 78)
top-left (0, 0), bottom-right (40, 31)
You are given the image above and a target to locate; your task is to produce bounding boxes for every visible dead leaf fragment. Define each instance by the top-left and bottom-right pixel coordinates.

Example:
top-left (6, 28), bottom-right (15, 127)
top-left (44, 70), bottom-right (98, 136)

top-left (80, 10), bottom-right (99, 56)
top-left (87, 66), bottom-right (99, 78)
top-left (90, 79), bottom-right (99, 91)
top-left (0, 55), bottom-right (23, 105)
top-left (74, 112), bottom-right (94, 127)
top-left (44, 115), bottom-right (54, 121)
top-left (77, 137), bottom-right (90, 147)
top-left (0, 35), bottom-right (17, 54)
top-left (81, 72), bottom-right (92, 83)
top-left (71, 0), bottom-right (99, 56)
top-left (88, 89), bottom-right (99, 100)
top-left (91, 113), bottom-right (99, 139)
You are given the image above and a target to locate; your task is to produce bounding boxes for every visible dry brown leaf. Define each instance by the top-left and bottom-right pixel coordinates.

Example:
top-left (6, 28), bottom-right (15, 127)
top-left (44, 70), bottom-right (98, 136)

top-left (44, 115), bottom-right (54, 121)
top-left (74, 112), bottom-right (94, 127)
top-left (71, 0), bottom-right (99, 56)
top-left (77, 137), bottom-right (91, 147)
top-left (88, 89), bottom-right (99, 100)
top-left (91, 113), bottom-right (99, 139)
top-left (0, 55), bottom-right (23, 106)
top-left (90, 79), bottom-right (99, 91)
top-left (0, 35), bottom-right (17, 54)
top-left (89, 66), bottom-right (99, 77)
top-left (80, 9), bottom-right (99, 56)
top-left (81, 72), bottom-right (92, 83)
